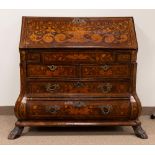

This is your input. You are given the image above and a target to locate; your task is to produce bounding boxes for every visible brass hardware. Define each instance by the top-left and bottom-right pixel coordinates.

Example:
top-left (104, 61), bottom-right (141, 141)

top-left (99, 105), bottom-right (111, 115)
top-left (47, 65), bottom-right (57, 71)
top-left (74, 81), bottom-right (84, 88)
top-left (46, 83), bottom-right (60, 92)
top-left (100, 65), bottom-right (110, 71)
top-left (99, 83), bottom-right (112, 93)
top-left (73, 101), bottom-right (85, 108)
top-left (72, 18), bottom-right (86, 24)
top-left (46, 105), bottom-right (60, 114)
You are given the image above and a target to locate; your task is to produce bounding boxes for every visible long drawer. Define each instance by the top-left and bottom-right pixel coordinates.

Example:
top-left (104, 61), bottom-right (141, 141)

top-left (26, 80), bottom-right (130, 97)
top-left (27, 99), bottom-right (131, 120)
top-left (26, 50), bottom-right (131, 64)
top-left (41, 51), bottom-right (114, 64)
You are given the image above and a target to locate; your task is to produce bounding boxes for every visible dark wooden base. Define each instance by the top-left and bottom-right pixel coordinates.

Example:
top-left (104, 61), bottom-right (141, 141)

top-left (15, 120), bottom-right (140, 127)
top-left (8, 119), bottom-right (148, 139)
top-left (8, 126), bottom-right (24, 140)
top-left (150, 114), bottom-right (155, 119)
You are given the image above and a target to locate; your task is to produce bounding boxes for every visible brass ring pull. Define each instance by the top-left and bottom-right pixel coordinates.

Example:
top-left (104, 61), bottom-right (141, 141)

top-left (99, 83), bottom-right (112, 93)
top-left (99, 105), bottom-right (111, 115)
top-left (46, 105), bottom-right (60, 114)
top-left (46, 83), bottom-right (59, 92)
top-left (73, 101), bottom-right (85, 108)
top-left (47, 65), bottom-right (57, 71)
top-left (100, 65), bottom-right (110, 71)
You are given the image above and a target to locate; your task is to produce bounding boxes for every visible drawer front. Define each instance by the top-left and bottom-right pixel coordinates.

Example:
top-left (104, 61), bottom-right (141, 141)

top-left (27, 64), bottom-right (77, 78)
top-left (81, 64), bottom-right (130, 78)
top-left (116, 53), bottom-right (131, 62)
top-left (27, 50), bottom-right (131, 64)
top-left (27, 99), bottom-right (131, 120)
top-left (42, 51), bottom-right (114, 64)
top-left (27, 81), bottom-right (130, 97)
top-left (27, 53), bottom-right (40, 62)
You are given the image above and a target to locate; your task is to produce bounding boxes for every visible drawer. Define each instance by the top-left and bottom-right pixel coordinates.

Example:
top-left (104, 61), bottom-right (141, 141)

top-left (27, 53), bottom-right (40, 62)
top-left (116, 52), bottom-right (131, 62)
top-left (41, 51), bottom-right (114, 64)
top-left (27, 99), bottom-right (131, 120)
top-left (27, 50), bottom-right (132, 64)
top-left (27, 64), bottom-right (77, 78)
top-left (81, 64), bottom-right (130, 78)
top-left (27, 80), bottom-right (130, 97)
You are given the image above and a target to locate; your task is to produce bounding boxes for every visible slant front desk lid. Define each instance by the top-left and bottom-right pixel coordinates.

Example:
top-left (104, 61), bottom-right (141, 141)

top-left (20, 17), bottom-right (138, 49)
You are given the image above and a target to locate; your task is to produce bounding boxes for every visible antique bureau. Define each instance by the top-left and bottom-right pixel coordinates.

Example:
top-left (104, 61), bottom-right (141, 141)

top-left (8, 16), bottom-right (148, 139)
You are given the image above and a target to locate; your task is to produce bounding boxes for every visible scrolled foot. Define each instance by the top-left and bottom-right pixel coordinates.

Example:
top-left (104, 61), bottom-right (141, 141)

top-left (132, 125), bottom-right (148, 139)
top-left (8, 126), bottom-right (24, 140)
top-left (150, 113), bottom-right (155, 119)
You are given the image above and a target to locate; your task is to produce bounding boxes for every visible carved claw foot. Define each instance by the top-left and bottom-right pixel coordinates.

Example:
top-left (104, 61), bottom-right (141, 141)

top-left (132, 125), bottom-right (148, 139)
top-left (8, 126), bottom-right (24, 140)
top-left (150, 113), bottom-right (155, 119)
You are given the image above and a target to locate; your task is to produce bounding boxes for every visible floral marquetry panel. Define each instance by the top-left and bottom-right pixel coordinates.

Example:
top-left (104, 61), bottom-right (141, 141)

top-left (20, 17), bottom-right (138, 49)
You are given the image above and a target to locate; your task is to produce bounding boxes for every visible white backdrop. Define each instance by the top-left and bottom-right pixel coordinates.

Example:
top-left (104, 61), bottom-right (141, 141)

top-left (0, 9), bottom-right (155, 106)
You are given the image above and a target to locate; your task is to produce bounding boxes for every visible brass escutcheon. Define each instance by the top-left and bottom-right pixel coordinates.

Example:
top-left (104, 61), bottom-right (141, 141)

top-left (47, 65), bottom-right (57, 71)
top-left (73, 101), bottom-right (86, 108)
top-left (46, 105), bottom-right (60, 114)
top-left (74, 81), bottom-right (84, 88)
top-left (46, 83), bottom-right (60, 92)
top-left (99, 105), bottom-right (112, 115)
top-left (72, 18), bottom-right (86, 24)
top-left (99, 83), bottom-right (112, 93)
top-left (100, 64), bottom-right (110, 71)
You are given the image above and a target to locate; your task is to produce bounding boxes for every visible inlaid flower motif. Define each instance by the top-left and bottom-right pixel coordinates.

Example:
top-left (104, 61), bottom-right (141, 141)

top-left (46, 27), bottom-right (56, 34)
top-left (42, 33), bottom-right (53, 43)
top-left (54, 33), bottom-right (66, 42)
top-left (91, 34), bottom-right (102, 42)
top-left (29, 33), bottom-right (41, 42)
top-left (67, 28), bottom-right (87, 42)
top-left (104, 34), bottom-right (115, 43)
top-left (119, 34), bottom-right (128, 42)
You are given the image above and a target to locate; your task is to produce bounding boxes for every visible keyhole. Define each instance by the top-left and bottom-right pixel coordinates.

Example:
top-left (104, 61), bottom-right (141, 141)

top-left (103, 107), bottom-right (109, 113)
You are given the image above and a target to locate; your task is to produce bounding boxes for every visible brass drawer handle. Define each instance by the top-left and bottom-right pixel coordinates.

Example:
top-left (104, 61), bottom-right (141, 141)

top-left (46, 105), bottom-right (60, 114)
top-left (100, 65), bottom-right (110, 71)
top-left (47, 65), bottom-right (57, 71)
top-left (99, 105), bottom-right (112, 115)
top-left (99, 83), bottom-right (112, 93)
top-left (74, 81), bottom-right (84, 88)
top-left (46, 83), bottom-right (60, 92)
top-left (73, 101), bottom-right (85, 108)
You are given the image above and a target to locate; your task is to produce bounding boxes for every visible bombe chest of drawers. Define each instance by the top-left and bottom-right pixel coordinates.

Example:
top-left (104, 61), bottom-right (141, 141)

top-left (8, 17), bottom-right (148, 139)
